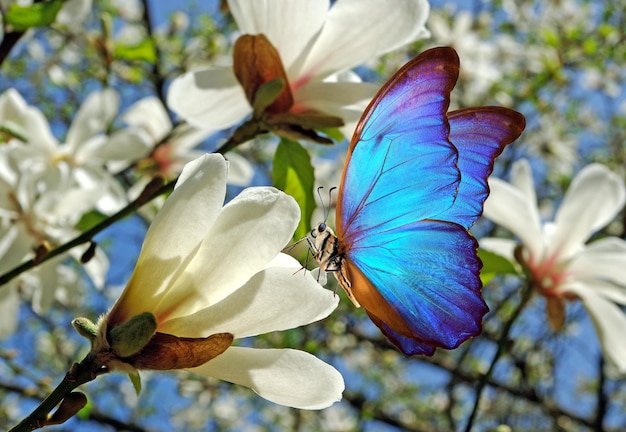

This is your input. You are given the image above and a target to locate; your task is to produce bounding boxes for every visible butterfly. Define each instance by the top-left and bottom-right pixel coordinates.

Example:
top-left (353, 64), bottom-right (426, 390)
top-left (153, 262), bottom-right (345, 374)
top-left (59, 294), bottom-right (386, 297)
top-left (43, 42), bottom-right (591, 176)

top-left (311, 47), bottom-right (526, 356)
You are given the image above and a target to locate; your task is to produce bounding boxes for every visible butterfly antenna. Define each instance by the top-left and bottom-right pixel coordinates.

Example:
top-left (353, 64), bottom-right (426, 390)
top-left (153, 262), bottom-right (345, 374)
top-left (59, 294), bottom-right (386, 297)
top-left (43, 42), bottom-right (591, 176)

top-left (326, 187), bottom-right (337, 221)
top-left (316, 186), bottom-right (337, 223)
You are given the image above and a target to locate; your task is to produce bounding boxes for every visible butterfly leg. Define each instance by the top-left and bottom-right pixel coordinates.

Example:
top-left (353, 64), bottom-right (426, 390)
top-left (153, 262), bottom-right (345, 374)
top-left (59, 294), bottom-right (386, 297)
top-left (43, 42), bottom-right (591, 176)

top-left (326, 257), bottom-right (361, 308)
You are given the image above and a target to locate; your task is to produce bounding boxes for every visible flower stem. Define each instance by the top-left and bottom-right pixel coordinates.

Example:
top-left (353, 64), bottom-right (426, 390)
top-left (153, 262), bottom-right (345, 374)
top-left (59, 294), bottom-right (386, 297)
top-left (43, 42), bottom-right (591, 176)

top-left (463, 282), bottom-right (533, 432)
top-left (8, 353), bottom-right (106, 432)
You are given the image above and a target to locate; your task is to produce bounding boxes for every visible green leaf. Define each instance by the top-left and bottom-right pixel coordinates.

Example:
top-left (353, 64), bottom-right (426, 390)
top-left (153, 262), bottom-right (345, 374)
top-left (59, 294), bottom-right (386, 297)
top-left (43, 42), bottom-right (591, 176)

top-left (4, 1), bottom-right (63, 32)
top-left (319, 127), bottom-right (345, 143)
top-left (114, 38), bottom-right (157, 63)
top-left (128, 371), bottom-right (142, 396)
top-left (478, 248), bottom-right (519, 285)
top-left (273, 139), bottom-right (316, 240)
top-left (75, 210), bottom-right (108, 231)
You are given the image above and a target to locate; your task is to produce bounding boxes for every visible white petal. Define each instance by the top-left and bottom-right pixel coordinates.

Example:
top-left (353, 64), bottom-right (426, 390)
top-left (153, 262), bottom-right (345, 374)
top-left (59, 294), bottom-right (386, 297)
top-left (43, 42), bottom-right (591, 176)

top-left (224, 151), bottom-right (254, 187)
top-left (550, 164), bottom-right (626, 260)
top-left (31, 259), bottom-right (61, 313)
top-left (167, 67), bottom-right (250, 129)
top-left (567, 283), bottom-right (626, 374)
top-left (483, 177), bottom-right (543, 258)
top-left (85, 128), bottom-right (152, 162)
top-left (568, 237), bottom-right (626, 290)
top-left (293, 77), bottom-right (377, 107)
top-left (293, 80), bottom-right (378, 138)
top-left (66, 89), bottom-right (120, 152)
top-left (479, 237), bottom-right (518, 262)
top-left (228, 0), bottom-right (329, 71)
top-left (295, 0), bottom-right (430, 81)
top-left (510, 159), bottom-right (537, 207)
top-left (189, 346), bottom-right (344, 409)
top-left (159, 254), bottom-right (338, 338)
top-left (73, 166), bottom-right (127, 214)
top-left (109, 154), bottom-right (227, 320)
top-left (159, 187), bottom-right (300, 317)
top-left (122, 96), bottom-right (173, 141)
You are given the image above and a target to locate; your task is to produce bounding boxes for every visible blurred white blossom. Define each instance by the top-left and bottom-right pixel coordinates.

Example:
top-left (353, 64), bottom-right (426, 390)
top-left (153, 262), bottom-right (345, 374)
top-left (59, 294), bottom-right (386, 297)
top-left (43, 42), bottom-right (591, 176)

top-left (481, 159), bottom-right (626, 373)
top-left (0, 88), bottom-right (150, 213)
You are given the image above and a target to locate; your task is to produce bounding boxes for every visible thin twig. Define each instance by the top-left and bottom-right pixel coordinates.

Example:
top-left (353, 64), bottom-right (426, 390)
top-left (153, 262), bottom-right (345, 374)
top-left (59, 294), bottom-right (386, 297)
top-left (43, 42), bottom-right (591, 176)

top-left (463, 282), bottom-right (534, 432)
top-left (0, 180), bottom-right (175, 288)
top-left (140, 0), bottom-right (168, 111)
top-left (8, 353), bottom-right (106, 432)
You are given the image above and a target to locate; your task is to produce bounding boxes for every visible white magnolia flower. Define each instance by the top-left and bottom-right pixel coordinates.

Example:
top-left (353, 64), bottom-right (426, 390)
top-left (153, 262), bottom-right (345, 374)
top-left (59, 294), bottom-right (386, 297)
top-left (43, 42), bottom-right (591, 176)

top-left (0, 146), bottom-right (108, 319)
top-left (481, 159), bottom-right (626, 373)
top-left (0, 88), bottom-right (150, 213)
top-left (168, 0), bottom-right (430, 136)
top-left (122, 96), bottom-right (253, 186)
top-left (96, 153), bottom-right (343, 409)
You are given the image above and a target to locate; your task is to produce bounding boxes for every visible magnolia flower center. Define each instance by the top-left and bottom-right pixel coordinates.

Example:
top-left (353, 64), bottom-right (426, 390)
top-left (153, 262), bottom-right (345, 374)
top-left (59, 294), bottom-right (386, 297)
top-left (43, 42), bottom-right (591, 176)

top-left (524, 249), bottom-right (569, 297)
top-left (151, 144), bottom-right (176, 178)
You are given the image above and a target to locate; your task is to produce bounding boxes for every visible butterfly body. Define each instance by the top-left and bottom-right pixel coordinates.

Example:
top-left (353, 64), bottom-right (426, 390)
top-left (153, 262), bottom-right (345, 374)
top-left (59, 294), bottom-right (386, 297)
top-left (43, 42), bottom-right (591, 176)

top-left (312, 47), bottom-right (525, 356)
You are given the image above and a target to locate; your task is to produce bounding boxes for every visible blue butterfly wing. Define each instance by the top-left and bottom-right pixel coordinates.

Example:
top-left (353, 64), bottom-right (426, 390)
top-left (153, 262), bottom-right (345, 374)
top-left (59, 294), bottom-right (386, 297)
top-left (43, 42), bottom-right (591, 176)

top-left (344, 220), bottom-right (485, 354)
top-left (336, 47), bottom-right (461, 244)
top-left (440, 107), bottom-right (526, 229)
top-left (337, 47), bottom-right (525, 355)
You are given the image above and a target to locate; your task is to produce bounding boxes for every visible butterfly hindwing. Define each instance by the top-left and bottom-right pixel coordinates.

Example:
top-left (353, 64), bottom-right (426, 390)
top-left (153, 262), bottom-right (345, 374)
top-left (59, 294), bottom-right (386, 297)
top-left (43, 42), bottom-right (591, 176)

top-left (440, 107), bottom-right (526, 229)
top-left (345, 220), bottom-right (486, 354)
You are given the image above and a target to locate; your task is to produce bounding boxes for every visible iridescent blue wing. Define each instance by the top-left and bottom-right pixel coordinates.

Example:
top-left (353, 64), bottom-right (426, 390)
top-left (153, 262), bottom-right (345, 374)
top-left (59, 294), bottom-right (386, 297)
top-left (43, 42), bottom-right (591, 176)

top-left (336, 47), bottom-right (461, 244)
top-left (343, 220), bottom-right (485, 355)
top-left (440, 107), bottom-right (526, 229)
top-left (337, 47), bottom-right (525, 355)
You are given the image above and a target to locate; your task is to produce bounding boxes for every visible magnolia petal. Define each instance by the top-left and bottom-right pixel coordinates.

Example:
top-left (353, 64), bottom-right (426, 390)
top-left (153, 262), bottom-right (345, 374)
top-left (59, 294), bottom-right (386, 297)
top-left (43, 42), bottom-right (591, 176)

top-left (189, 346), bottom-right (344, 409)
top-left (0, 225), bottom-right (31, 273)
top-left (107, 154), bottom-right (227, 327)
top-left (510, 159), bottom-right (538, 211)
top-left (0, 89), bottom-right (33, 134)
top-left (122, 96), bottom-right (173, 142)
top-left (21, 102), bottom-right (59, 155)
top-left (66, 89), bottom-right (120, 153)
top-left (550, 164), bottom-right (626, 260)
top-left (87, 128), bottom-right (152, 162)
top-left (483, 178), bottom-right (543, 258)
top-left (568, 237), bottom-right (626, 290)
top-left (73, 166), bottom-right (127, 214)
top-left (31, 259), bottom-right (61, 314)
top-left (159, 254), bottom-right (338, 338)
top-left (478, 237), bottom-right (518, 262)
top-left (292, 80), bottom-right (376, 108)
top-left (566, 283), bottom-right (626, 374)
top-left (167, 67), bottom-right (250, 129)
top-left (228, 0), bottom-right (329, 72)
top-left (158, 187), bottom-right (300, 318)
top-left (224, 151), bottom-right (254, 187)
top-left (296, 0), bottom-right (430, 81)
top-left (293, 80), bottom-right (378, 138)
